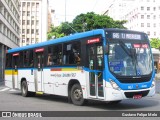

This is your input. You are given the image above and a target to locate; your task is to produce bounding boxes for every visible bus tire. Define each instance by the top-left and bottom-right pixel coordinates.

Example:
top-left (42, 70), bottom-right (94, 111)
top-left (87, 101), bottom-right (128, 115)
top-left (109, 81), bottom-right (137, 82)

top-left (21, 81), bottom-right (29, 97)
top-left (71, 84), bottom-right (85, 106)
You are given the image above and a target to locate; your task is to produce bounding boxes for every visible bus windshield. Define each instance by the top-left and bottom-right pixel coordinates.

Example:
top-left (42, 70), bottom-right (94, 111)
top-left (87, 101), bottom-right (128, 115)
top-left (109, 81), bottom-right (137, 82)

top-left (108, 41), bottom-right (153, 76)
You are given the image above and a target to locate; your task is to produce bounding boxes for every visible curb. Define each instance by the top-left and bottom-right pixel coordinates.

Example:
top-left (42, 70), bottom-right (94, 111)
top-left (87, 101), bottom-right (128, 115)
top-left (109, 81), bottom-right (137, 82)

top-left (0, 81), bottom-right (4, 86)
top-left (155, 75), bottom-right (160, 80)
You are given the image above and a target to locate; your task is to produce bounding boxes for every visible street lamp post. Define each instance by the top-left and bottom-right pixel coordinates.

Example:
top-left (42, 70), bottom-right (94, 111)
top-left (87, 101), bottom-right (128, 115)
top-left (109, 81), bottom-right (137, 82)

top-left (65, 0), bottom-right (67, 22)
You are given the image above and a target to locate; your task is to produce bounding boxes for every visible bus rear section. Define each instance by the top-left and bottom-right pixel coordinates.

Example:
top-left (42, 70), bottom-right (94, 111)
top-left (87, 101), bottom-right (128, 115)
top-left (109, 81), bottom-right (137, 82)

top-left (5, 53), bottom-right (20, 89)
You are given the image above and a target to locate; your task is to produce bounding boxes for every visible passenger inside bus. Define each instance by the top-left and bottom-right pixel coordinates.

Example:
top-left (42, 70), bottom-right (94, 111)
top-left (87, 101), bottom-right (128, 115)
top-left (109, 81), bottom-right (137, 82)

top-left (47, 54), bottom-right (53, 65)
top-left (63, 43), bottom-right (81, 65)
top-left (72, 48), bottom-right (81, 64)
top-left (30, 60), bottom-right (34, 67)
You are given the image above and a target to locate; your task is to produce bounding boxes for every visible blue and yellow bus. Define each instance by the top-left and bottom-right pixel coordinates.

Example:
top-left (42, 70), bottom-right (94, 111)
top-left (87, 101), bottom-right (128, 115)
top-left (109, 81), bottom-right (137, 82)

top-left (5, 28), bottom-right (155, 105)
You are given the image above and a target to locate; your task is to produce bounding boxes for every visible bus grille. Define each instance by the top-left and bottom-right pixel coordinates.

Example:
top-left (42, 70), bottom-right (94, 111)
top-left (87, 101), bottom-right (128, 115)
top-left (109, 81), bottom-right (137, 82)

top-left (124, 90), bottom-right (149, 98)
top-left (116, 75), bottom-right (151, 83)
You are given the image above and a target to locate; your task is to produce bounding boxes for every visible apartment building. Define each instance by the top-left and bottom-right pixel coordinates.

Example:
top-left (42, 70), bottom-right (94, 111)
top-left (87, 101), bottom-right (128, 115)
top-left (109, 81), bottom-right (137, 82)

top-left (0, 0), bottom-right (20, 82)
top-left (20, 0), bottom-right (48, 46)
top-left (103, 0), bottom-right (160, 39)
top-left (48, 7), bottom-right (55, 32)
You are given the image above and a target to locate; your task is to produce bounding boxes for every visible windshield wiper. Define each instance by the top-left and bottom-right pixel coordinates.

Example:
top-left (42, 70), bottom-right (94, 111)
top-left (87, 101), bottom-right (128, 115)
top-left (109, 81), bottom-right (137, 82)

top-left (119, 40), bottom-right (132, 57)
top-left (119, 40), bottom-right (138, 64)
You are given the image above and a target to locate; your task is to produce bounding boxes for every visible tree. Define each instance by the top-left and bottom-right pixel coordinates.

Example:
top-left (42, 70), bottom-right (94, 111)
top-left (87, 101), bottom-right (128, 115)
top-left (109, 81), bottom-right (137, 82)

top-left (47, 12), bottom-right (127, 40)
top-left (72, 12), bottom-right (127, 32)
top-left (47, 25), bottom-right (64, 40)
top-left (150, 38), bottom-right (160, 49)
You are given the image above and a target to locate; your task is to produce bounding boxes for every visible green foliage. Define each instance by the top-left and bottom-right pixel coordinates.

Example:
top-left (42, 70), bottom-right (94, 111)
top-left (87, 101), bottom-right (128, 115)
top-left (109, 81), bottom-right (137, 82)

top-left (47, 12), bottom-right (127, 40)
top-left (47, 25), bottom-right (65, 40)
top-left (150, 38), bottom-right (160, 49)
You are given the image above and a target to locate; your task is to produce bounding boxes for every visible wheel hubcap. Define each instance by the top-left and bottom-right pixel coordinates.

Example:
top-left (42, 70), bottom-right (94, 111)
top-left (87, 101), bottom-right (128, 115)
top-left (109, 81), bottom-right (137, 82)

top-left (73, 89), bottom-right (82, 101)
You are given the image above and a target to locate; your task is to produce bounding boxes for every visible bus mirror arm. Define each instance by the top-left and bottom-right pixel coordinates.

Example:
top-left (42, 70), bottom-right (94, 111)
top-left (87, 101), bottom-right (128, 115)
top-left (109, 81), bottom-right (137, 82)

top-left (104, 44), bottom-right (109, 55)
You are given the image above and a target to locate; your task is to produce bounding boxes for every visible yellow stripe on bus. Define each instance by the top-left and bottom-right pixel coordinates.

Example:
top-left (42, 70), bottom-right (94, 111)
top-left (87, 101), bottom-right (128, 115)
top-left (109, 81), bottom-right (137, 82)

top-left (5, 70), bottom-right (18, 75)
top-left (61, 68), bottom-right (81, 71)
top-left (51, 68), bottom-right (81, 72)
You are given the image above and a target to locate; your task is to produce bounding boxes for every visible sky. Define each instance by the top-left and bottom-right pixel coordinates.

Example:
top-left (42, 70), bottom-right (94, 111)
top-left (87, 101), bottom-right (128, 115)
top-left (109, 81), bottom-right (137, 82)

top-left (49, 0), bottom-right (112, 23)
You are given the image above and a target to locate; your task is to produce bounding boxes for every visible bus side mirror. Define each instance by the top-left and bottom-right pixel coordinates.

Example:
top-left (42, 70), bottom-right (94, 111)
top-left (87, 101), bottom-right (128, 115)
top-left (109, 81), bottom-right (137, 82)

top-left (104, 44), bottom-right (109, 55)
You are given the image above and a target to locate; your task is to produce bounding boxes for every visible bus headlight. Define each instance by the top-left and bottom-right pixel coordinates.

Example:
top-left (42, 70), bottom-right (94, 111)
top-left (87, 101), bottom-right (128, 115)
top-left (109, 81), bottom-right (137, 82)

top-left (151, 79), bottom-right (155, 88)
top-left (110, 79), bottom-right (121, 90)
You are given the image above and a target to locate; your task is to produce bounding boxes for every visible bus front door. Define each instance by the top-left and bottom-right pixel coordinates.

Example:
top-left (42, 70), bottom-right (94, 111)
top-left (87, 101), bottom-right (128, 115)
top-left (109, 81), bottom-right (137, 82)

top-left (35, 52), bottom-right (44, 92)
top-left (88, 44), bottom-right (104, 99)
top-left (12, 53), bottom-right (19, 89)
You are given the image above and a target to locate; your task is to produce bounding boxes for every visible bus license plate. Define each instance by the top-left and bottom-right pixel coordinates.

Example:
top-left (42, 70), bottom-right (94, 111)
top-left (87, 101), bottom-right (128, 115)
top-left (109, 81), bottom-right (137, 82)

top-left (133, 94), bottom-right (142, 99)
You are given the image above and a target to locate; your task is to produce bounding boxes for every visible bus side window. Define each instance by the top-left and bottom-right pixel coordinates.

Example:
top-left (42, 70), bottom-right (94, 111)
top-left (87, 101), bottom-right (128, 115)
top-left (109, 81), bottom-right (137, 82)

top-left (29, 50), bottom-right (34, 67)
top-left (97, 46), bottom-right (103, 70)
top-left (47, 44), bottom-right (62, 66)
top-left (19, 52), bottom-right (23, 68)
top-left (47, 54), bottom-right (53, 66)
top-left (23, 51), bottom-right (29, 67)
top-left (6, 54), bottom-right (12, 68)
top-left (63, 41), bottom-right (81, 65)
top-left (47, 46), bottom-right (53, 66)
top-left (56, 45), bottom-right (62, 65)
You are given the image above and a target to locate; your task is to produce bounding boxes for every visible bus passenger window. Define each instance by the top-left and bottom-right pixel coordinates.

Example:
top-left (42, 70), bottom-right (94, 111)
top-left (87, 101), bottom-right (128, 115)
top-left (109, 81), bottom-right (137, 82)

top-left (97, 46), bottom-right (103, 70)
top-left (47, 54), bottom-right (53, 65)
top-left (28, 50), bottom-right (33, 67)
top-left (47, 44), bottom-right (62, 66)
top-left (6, 54), bottom-right (12, 68)
top-left (54, 45), bottom-right (62, 65)
top-left (63, 41), bottom-right (81, 65)
top-left (19, 52), bottom-right (23, 68)
top-left (23, 51), bottom-right (29, 67)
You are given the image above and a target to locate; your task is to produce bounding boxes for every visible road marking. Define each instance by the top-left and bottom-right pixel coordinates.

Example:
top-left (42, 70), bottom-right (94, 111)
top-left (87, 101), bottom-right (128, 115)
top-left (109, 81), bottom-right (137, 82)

top-left (9, 89), bottom-right (17, 91)
top-left (0, 88), bottom-right (10, 92)
top-left (0, 87), bottom-right (17, 92)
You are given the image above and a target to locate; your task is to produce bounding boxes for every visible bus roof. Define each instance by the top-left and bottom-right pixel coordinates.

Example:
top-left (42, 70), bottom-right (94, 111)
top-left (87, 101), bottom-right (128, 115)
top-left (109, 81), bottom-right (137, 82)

top-left (7, 28), bottom-right (146, 53)
top-left (7, 29), bottom-right (105, 53)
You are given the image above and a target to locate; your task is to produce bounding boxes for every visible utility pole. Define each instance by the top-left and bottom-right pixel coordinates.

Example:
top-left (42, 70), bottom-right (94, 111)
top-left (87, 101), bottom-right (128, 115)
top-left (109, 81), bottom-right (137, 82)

top-left (65, 0), bottom-right (67, 22)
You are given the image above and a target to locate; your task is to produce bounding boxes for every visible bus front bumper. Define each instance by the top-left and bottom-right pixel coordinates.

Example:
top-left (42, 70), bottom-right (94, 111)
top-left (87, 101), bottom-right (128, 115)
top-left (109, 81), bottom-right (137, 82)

top-left (104, 86), bottom-right (155, 101)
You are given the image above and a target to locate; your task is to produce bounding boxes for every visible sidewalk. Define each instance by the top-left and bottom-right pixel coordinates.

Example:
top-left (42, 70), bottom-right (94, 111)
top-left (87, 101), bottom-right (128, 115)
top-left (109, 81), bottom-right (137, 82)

top-left (155, 73), bottom-right (160, 80)
top-left (0, 80), bottom-right (4, 86)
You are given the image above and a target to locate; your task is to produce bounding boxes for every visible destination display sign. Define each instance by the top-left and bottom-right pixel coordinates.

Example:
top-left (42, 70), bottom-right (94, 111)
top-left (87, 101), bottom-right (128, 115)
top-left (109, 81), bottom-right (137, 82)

top-left (13, 53), bottom-right (19, 56)
top-left (112, 33), bottom-right (142, 40)
top-left (87, 38), bottom-right (100, 44)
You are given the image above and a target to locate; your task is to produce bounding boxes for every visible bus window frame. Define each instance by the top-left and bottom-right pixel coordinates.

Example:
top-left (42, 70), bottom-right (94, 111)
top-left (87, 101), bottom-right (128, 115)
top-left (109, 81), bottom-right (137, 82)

top-left (12, 52), bottom-right (20, 69)
top-left (62, 40), bottom-right (81, 66)
top-left (46, 44), bottom-right (63, 67)
top-left (81, 35), bottom-right (103, 68)
top-left (5, 53), bottom-right (12, 69)
top-left (22, 49), bottom-right (34, 68)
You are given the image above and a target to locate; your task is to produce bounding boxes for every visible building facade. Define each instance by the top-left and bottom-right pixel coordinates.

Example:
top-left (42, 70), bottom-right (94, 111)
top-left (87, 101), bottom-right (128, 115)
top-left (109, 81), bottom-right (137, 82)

top-left (103, 0), bottom-right (160, 39)
top-left (0, 0), bottom-right (20, 82)
top-left (20, 0), bottom-right (48, 46)
top-left (48, 7), bottom-right (55, 32)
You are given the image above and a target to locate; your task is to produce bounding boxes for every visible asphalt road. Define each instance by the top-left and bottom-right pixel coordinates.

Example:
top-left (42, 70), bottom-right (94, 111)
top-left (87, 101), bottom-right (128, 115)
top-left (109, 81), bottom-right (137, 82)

top-left (0, 80), bottom-right (160, 111)
top-left (0, 80), bottom-right (160, 120)
top-left (156, 80), bottom-right (160, 94)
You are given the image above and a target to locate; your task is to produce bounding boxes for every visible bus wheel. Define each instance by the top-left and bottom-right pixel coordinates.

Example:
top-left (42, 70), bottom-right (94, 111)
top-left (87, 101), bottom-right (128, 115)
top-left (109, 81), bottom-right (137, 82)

top-left (71, 84), bottom-right (85, 106)
top-left (21, 81), bottom-right (29, 97)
